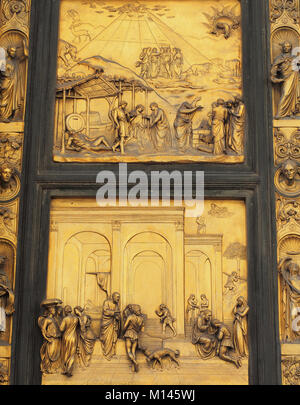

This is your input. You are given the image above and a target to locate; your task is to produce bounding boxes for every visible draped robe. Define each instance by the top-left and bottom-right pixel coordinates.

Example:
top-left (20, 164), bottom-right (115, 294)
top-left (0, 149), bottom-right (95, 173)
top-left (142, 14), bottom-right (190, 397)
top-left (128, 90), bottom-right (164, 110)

top-left (100, 298), bottom-right (121, 359)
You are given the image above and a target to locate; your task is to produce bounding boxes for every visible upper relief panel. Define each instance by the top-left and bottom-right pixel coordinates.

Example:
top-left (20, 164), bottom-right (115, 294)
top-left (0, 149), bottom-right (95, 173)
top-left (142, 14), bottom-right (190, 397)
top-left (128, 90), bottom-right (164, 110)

top-left (53, 0), bottom-right (245, 163)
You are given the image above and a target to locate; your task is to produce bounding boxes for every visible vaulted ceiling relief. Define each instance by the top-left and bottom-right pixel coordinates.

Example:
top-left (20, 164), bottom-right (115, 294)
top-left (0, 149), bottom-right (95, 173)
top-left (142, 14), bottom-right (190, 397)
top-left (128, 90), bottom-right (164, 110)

top-left (39, 199), bottom-right (249, 385)
top-left (269, 0), bottom-right (300, 385)
top-left (54, 0), bottom-right (245, 163)
top-left (0, 0), bottom-right (31, 385)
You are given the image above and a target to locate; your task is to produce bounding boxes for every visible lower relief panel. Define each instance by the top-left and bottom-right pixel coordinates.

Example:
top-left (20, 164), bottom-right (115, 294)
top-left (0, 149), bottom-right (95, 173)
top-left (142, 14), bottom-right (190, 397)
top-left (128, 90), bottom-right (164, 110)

top-left (40, 199), bottom-right (249, 385)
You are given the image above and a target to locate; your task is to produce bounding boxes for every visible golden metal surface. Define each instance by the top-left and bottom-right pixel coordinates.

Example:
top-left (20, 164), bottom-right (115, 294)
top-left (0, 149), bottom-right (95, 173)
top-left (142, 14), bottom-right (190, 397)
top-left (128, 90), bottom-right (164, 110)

top-left (54, 0), bottom-right (244, 163)
top-left (41, 198), bottom-right (249, 385)
top-left (270, 0), bottom-right (300, 384)
top-left (0, 0), bottom-right (31, 384)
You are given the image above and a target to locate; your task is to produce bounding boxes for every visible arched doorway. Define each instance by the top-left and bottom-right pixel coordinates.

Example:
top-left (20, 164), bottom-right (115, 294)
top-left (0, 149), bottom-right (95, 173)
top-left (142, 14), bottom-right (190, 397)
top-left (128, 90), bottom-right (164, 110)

top-left (123, 231), bottom-right (173, 319)
top-left (185, 249), bottom-right (212, 308)
top-left (62, 231), bottom-right (111, 309)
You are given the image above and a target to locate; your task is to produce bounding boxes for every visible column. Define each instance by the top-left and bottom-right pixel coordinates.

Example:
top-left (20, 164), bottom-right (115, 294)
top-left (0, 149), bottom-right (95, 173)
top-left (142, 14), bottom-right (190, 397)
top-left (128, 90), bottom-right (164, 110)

top-left (110, 220), bottom-right (122, 296)
top-left (175, 219), bottom-right (185, 336)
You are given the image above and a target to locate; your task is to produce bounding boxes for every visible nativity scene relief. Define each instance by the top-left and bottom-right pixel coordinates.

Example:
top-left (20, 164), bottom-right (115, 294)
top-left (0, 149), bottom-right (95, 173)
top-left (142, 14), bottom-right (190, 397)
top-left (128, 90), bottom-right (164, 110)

top-left (40, 199), bottom-right (249, 385)
top-left (54, 0), bottom-right (245, 163)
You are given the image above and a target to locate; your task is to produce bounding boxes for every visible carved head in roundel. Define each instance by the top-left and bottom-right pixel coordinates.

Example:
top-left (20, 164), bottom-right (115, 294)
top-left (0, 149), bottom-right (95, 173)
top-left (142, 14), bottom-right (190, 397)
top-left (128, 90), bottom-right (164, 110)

top-left (0, 163), bottom-right (14, 184)
top-left (282, 159), bottom-right (298, 184)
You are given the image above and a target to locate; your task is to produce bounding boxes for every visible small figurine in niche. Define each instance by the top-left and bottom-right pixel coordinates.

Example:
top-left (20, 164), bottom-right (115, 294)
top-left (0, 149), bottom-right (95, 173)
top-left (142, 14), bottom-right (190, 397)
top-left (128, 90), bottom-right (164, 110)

top-left (0, 255), bottom-right (14, 335)
top-left (0, 163), bottom-right (17, 199)
top-left (0, 40), bottom-right (28, 122)
top-left (278, 257), bottom-right (300, 341)
top-left (155, 304), bottom-right (176, 336)
top-left (123, 304), bottom-right (145, 372)
top-left (143, 348), bottom-right (180, 370)
top-left (271, 41), bottom-right (300, 119)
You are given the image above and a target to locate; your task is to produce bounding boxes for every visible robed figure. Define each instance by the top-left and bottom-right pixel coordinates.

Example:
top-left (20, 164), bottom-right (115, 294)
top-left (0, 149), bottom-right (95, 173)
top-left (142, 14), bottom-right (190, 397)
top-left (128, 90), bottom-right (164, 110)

top-left (278, 257), bottom-right (300, 341)
top-left (210, 99), bottom-right (228, 155)
top-left (271, 41), bottom-right (300, 118)
top-left (148, 103), bottom-right (171, 151)
top-left (174, 101), bottom-right (203, 150)
top-left (191, 310), bottom-right (218, 360)
top-left (228, 97), bottom-right (245, 155)
top-left (186, 294), bottom-right (200, 324)
top-left (38, 299), bottom-right (62, 374)
top-left (74, 306), bottom-right (96, 367)
top-left (0, 258), bottom-right (14, 333)
top-left (0, 40), bottom-right (28, 122)
top-left (59, 305), bottom-right (79, 377)
top-left (99, 292), bottom-right (121, 360)
top-left (232, 296), bottom-right (249, 357)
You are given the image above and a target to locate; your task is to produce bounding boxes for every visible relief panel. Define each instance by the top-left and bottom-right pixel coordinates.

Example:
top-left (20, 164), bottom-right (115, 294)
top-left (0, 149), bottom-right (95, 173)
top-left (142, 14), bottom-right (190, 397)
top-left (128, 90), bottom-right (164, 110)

top-left (40, 199), bottom-right (249, 385)
top-left (53, 0), bottom-right (245, 163)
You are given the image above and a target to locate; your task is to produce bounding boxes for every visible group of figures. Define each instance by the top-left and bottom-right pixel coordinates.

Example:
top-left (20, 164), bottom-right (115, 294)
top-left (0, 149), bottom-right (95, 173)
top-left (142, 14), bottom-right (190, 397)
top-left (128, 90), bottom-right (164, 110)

top-left (66, 101), bottom-right (173, 155)
top-left (205, 96), bottom-right (245, 156)
top-left (38, 298), bottom-right (97, 377)
top-left (186, 294), bottom-right (209, 324)
top-left (100, 293), bottom-right (179, 372)
top-left (136, 46), bottom-right (184, 80)
top-left (39, 293), bottom-right (180, 376)
top-left (39, 291), bottom-right (249, 377)
top-left (109, 101), bottom-right (172, 154)
top-left (191, 296), bottom-right (249, 369)
top-left (85, 95), bottom-right (245, 156)
top-left (111, 100), bottom-right (202, 154)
